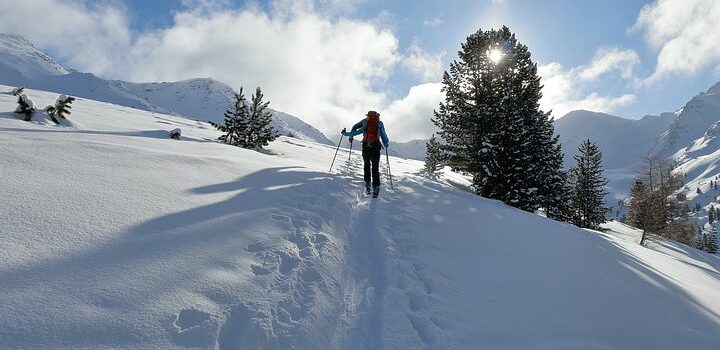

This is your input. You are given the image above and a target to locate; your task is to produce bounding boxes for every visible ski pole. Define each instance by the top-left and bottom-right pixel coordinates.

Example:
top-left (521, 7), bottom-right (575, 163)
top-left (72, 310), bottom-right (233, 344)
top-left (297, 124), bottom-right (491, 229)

top-left (385, 147), bottom-right (394, 190)
top-left (329, 130), bottom-right (345, 172)
top-left (346, 138), bottom-right (353, 172)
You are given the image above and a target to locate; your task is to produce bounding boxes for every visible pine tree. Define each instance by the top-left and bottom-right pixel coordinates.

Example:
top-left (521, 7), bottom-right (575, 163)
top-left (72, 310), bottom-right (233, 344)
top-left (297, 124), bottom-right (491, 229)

top-left (11, 87), bottom-right (25, 96)
top-left (46, 95), bottom-right (76, 124)
top-left (706, 225), bottom-right (719, 254)
top-left (244, 87), bottom-right (278, 150)
top-left (424, 134), bottom-right (443, 176)
top-left (15, 94), bottom-right (35, 121)
top-left (216, 89), bottom-right (249, 147)
top-left (571, 139), bottom-right (608, 229)
top-left (710, 205), bottom-right (715, 224)
top-left (432, 26), bottom-right (562, 212)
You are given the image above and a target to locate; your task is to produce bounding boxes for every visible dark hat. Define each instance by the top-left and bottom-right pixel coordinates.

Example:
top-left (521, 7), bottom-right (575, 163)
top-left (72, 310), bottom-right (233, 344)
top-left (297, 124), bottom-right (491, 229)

top-left (366, 110), bottom-right (380, 117)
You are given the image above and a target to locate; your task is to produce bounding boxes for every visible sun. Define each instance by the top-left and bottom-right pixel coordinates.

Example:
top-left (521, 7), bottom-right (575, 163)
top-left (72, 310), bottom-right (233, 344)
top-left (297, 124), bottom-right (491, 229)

top-left (488, 49), bottom-right (503, 64)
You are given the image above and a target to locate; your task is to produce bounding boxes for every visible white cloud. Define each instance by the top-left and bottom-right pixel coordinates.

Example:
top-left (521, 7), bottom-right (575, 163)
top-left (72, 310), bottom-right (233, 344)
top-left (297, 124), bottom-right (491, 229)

top-left (631, 0), bottom-right (720, 82)
top-left (401, 42), bottom-right (445, 82)
top-left (0, 0), bottom-right (422, 138)
top-left (0, 0), bottom-right (444, 141)
top-left (423, 13), bottom-right (443, 28)
top-left (0, 0), bottom-right (132, 75)
top-left (578, 48), bottom-right (640, 81)
top-left (384, 83), bottom-right (444, 141)
top-left (539, 62), bottom-right (637, 118)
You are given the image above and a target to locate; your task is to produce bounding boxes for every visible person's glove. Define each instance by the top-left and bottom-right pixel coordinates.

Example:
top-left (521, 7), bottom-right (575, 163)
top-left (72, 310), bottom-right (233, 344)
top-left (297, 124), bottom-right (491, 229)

top-left (349, 137), bottom-right (354, 143)
top-left (341, 128), bottom-right (346, 135)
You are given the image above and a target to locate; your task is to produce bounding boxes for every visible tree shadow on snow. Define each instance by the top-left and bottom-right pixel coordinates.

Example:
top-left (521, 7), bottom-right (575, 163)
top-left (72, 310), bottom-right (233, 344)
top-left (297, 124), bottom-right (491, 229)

top-left (0, 167), bottom-right (347, 347)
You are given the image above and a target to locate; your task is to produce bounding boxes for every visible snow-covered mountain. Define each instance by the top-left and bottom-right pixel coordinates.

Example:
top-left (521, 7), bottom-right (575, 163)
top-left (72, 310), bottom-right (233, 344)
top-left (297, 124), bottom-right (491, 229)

top-left (113, 78), bottom-right (333, 145)
top-left (388, 138), bottom-right (427, 160)
top-left (656, 82), bottom-right (720, 159)
top-left (554, 110), bottom-right (675, 207)
top-left (556, 82), bottom-right (720, 225)
top-left (0, 33), bottom-right (332, 145)
top-left (3, 85), bottom-right (720, 349)
top-left (0, 33), bottom-right (70, 80)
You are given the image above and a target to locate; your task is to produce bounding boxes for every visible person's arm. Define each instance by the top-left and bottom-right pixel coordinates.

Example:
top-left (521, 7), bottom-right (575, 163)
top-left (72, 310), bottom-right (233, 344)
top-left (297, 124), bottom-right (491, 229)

top-left (379, 122), bottom-right (389, 148)
top-left (342, 126), bottom-right (365, 137)
top-left (351, 120), bottom-right (364, 132)
top-left (342, 119), bottom-right (366, 137)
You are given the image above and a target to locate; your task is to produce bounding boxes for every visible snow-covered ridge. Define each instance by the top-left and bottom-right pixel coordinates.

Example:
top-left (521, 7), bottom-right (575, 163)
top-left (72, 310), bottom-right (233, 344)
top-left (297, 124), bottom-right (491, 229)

top-left (0, 32), bottom-right (70, 80)
top-left (2, 85), bottom-right (720, 349)
top-left (0, 33), bottom-right (332, 145)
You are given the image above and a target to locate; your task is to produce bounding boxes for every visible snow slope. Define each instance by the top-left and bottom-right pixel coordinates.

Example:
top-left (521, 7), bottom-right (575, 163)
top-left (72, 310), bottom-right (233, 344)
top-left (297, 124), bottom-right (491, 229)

top-left (114, 79), bottom-right (333, 145)
top-left (2, 85), bottom-right (720, 349)
top-left (0, 33), bottom-right (332, 146)
top-left (0, 33), bottom-right (70, 81)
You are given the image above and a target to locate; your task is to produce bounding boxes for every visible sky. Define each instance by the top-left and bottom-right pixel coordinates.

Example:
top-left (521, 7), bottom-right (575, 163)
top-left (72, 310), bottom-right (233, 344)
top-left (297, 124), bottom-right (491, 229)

top-left (1, 0), bottom-right (720, 142)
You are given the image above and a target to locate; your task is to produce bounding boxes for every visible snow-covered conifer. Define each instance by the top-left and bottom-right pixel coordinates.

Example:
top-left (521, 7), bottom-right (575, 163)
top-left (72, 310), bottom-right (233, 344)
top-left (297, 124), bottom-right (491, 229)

top-left (11, 87), bottom-right (25, 96)
top-left (244, 87), bottom-right (278, 150)
top-left (15, 93), bottom-right (35, 121)
top-left (424, 134), bottom-right (443, 176)
top-left (432, 26), bottom-right (562, 212)
top-left (46, 95), bottom-right (75, 124)
top-left (706, 225), bottom-right (719, 254)
top-left (169, 128), bottom-right (182, 140)
top-left (216, 89), bottom-right (248, 147)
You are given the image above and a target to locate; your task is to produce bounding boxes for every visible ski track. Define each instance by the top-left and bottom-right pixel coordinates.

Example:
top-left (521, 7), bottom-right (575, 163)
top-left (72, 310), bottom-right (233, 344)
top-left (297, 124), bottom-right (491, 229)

top-left (338, 157), bottom-right (449, 350)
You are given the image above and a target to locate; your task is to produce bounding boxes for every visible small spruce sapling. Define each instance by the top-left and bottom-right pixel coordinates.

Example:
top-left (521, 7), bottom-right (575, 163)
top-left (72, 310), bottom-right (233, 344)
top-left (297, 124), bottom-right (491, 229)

top-left (46, 95), bottom-right (76, 124)
top-left (169, 128), bottom-right (182, 140)
top-left (11, 87), bottom-right (25, 96)
top-left (15, 94), bottom-right (36, 121)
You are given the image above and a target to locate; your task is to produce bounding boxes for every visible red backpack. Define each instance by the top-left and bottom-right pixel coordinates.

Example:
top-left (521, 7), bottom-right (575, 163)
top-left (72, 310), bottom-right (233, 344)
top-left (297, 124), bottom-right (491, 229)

top-left (364, 112), bottom-right (380, 148)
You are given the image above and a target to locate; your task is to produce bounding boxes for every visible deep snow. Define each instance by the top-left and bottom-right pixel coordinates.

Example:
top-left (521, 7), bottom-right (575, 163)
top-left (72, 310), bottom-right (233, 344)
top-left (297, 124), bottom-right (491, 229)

top-left (2, 86), bottom-right (720, 349)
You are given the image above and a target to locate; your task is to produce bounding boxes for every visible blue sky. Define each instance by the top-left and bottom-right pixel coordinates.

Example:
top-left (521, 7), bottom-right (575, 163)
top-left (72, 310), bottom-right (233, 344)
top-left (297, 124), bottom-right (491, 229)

top-left (2, 0), bottom-right (720, 140)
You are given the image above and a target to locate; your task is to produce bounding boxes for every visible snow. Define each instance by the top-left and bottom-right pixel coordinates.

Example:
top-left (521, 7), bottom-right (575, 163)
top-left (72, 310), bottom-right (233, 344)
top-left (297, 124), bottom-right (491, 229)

top-left (0, 33), bottom-right (332, 146)
top-left (2, 85), bottom-right (720, 349)
top-left (0, 33), bottom-right (70, 80)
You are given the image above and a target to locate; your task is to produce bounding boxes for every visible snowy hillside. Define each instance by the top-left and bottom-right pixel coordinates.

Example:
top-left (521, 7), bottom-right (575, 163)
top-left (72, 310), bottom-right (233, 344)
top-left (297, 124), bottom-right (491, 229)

top-left (0, 33), bottom-right (332, 145)
top-left (656, 82), bottom-right (720, 160)
top-left (0, 33), bottom-right (70, 81)
top-left (114, 78), bottom-right (333, 145)
top-left (3, 85), bottom-right (720, 349)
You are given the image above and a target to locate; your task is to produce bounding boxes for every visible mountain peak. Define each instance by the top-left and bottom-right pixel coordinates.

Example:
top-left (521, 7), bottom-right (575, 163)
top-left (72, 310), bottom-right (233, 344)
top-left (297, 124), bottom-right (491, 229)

top-left (0, 33), bottom-right (70, 79)
top-left (707, 81), bottom-right (720, 95)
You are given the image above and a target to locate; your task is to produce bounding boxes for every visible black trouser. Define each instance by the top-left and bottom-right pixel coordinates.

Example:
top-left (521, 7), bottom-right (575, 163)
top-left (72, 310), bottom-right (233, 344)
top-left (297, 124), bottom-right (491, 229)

top-left (362, 145), bottom-right (381, 187)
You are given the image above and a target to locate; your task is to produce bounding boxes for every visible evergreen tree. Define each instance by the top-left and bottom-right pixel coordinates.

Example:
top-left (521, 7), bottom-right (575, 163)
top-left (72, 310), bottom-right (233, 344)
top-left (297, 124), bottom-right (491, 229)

top-left (244, 87), bottom-right (278, 150)
top-left (706, 225), bottom-right (719, 254)
top-left (11, 87), bottom-right (25, 96)
top-left (710, 205), bottom-right (715, 224)
top-left (46, 95), bottom-right (76, 124)
top-left (424, 134), bottom-right (444, 176)
top-left (432, 26), bottom-right (562, 212)
top-left (15, 94), bottom-right (35, 121)
top-left (571, 139), bottom-right (608, 229)
top-left (216, 89), bottom-right (249, 147)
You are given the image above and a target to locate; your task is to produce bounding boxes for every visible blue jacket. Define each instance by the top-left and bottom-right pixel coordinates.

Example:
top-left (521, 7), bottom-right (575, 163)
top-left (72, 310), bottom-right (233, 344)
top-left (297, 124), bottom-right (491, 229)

top-left (342, 119), bottom-right (389, 148)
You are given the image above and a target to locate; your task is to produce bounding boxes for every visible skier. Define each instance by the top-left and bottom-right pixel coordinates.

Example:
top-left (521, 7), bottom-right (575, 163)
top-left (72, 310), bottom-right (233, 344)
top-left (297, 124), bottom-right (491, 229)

top-left (341, 110), bottom-right (389, 198)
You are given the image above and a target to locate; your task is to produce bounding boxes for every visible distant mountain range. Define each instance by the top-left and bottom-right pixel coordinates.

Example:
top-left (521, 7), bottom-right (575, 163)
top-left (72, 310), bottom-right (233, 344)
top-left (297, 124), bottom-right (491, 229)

top-left (0, 33), bottom-right (333, 145)
top-left (555, 82), bottom-right (720, 225)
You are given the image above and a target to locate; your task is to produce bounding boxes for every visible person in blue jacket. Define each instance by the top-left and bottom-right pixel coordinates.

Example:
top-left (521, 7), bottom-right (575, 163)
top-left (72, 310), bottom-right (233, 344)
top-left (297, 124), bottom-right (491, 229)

top-left (341, 110), bottom-right (389, 197)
